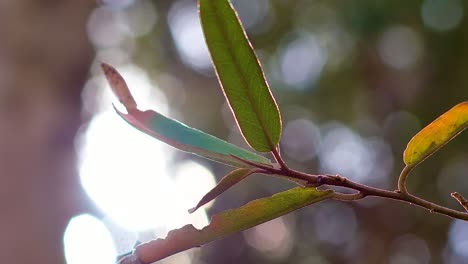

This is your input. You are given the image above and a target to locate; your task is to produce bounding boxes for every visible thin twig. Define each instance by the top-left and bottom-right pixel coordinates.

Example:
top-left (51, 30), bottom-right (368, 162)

top-left (451, 192), bottom-right (468, 212)
top-left (282, 169), bottom-right (468, 220)
top-left (271, 146), bottom-right (289, 171)
top-left (397, 165), bottom-right (413, 194)
top-left (229, 155), bottom-right (309, 185)
top-left (226, 160), bottom-right (468, 220)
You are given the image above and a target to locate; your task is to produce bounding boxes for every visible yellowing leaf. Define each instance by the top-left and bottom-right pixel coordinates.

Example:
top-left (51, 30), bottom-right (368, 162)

top-left (132, 187), bottom-right (332, 263)
top-left (404, 101), bottom-right (468, 168)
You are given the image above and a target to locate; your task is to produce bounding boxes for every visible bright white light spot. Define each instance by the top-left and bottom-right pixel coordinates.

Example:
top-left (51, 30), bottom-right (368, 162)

top-left (280, 34), bottom-right (327, 89)
top-left (87, 7), bottom-right (129, 48)
top-left (101, 217), bottom-right (139, 255)
top-left (79, 63), bottom-right (179, 231)
top-left (293, 3), bottom-right (355, 70)
top-left (168, 0), bottom-right (212, 73)
top-left (378, 26), bottom-right (423, 70)
top-left (64, 214), bottom-right (117, 264)
top-left (320, 125), bottom-right (370, 181)
top-left (449, 220), bottom-right (468, 258)
top-left (319, 123), bottom-right (392, 186)
top-left (421, 0), bottom-right (464, 32)
top-left (96, 48), bottom-right (132, 68)
top-left (175, 161), bottom-right (216, 210)
top-left (119, 0), bottom-right (158, 37)
top-left (79, 111), bottom-right (176, 231)
top-left (244, 217), bottom-right (293, 260)
top-left (87, 1), bottom-right (156, 54)
top-left (282, 118), bottom-right (321, 162)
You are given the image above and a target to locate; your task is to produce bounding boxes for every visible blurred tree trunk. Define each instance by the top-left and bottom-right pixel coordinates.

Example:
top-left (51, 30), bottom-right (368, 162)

top-left (0, 1), bottom-right (94, 263)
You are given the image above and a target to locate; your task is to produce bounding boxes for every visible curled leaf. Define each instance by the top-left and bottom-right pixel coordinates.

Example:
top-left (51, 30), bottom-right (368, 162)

top-left (200, 0), bottom-right (282, 152)
top-left (101, 63), bottom-right (272, 168)
top-left (101, 63), bottom-right (137, 110)
top-left (134, 187), bottom-right (332, 263)
top-left (403, 101), bottom-right (468, 168)
top-left (189, 168), bottom-right (254, 213)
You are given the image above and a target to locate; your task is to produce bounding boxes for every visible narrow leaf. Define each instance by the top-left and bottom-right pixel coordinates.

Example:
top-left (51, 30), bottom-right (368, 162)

top-left (134, 187), bottom-right (332, 263)
top-left (101, 63), bottom-right (272, 168)
top-left (200, 0), bottom-right (282, 152)
top-left (404, 101), bottom-right (468, 168)
top-left (189, 168), bottom-right (254, 213)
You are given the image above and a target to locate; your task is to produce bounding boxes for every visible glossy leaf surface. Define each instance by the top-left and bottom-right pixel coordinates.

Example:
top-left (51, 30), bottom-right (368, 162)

top-left (404, 101), bottom-right (468, 168)
top-left (101, 63), bottom-right (272, 168)
top-left (200, 0), bottom-right (282, 152)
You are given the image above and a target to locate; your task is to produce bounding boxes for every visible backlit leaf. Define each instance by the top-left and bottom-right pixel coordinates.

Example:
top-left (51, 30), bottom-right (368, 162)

top-left (189, 168), bottom-right (254, 213)
top-left (133, 187), bottom-right (332, 263)
top-left (404, 101), bottom-right (468, 168)
top-left (200, 0), bottom-right (282, 152)
top-left (101, 63), bottom-right (272, 168)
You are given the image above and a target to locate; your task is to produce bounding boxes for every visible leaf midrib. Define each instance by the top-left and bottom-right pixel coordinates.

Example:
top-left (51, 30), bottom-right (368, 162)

top-left (210, 0), bottom-right (274, 150)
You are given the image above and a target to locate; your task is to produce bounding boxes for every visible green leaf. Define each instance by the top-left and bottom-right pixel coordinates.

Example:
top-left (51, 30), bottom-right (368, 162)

top-left (101, 63), bottom-right (272, 168)
top-left (404, 101), bottom-right (468, 168)
top-left (189, 168), bottom-right (254, 213)
top-left (199, 0), bottom-right (282, 152)
top-left (133, 187), bottom-right (332, 263)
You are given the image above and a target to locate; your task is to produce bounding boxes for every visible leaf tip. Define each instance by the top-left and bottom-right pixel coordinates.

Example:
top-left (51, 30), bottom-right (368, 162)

top-left (188, 200), bottom-right (206, 214)
top-left (101, 62), bottom-right (138, 111)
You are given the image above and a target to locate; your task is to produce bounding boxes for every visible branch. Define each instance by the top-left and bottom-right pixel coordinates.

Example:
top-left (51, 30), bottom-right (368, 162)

top-left (283, 169), bottom-right (468, 221)
top-left (397, 165), bottom-right (413, 194)
top-left (271, 146), bottom-right (289, 171)
top-left (251, 161), bottom-right (468, 220)
top-left (230, 154), bottom-right (312, 184)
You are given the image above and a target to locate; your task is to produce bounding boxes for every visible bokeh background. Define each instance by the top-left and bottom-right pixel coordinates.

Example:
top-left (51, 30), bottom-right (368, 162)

top-left (1, 0), bottom-right (468, 263)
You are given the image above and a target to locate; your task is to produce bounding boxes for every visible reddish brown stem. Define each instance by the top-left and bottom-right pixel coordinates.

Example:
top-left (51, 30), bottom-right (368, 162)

top-left (271, 146), bottom-right (289, 171)
top-left (282, 168), bottom-right (468, 221)
top-left (224, 154), bottom-right (468, 220)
